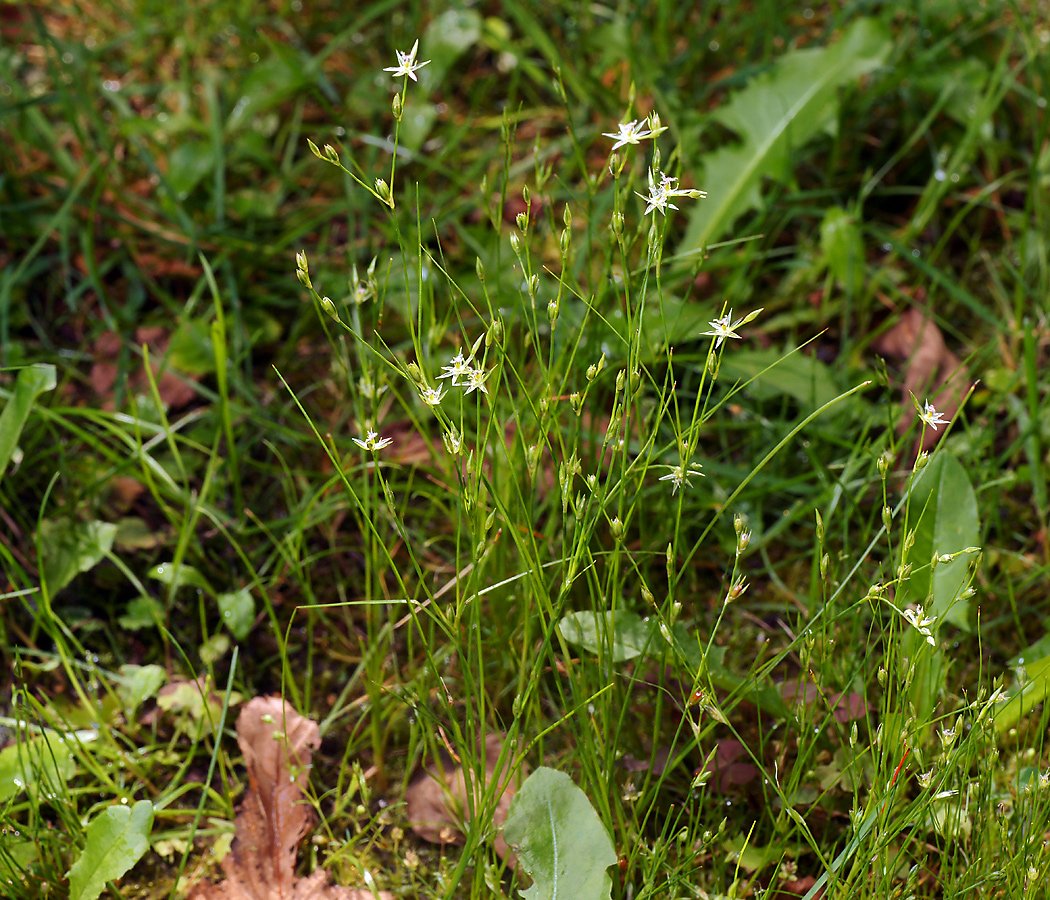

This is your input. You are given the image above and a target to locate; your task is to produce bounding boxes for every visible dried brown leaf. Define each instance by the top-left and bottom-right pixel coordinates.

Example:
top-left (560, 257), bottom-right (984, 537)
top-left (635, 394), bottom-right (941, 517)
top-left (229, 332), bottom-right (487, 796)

top-left (873, 308), bottom-right (969, 453)
top-left (404, 732), bottom-right (526, 866)
top-left (191, 697), bottom-right (390, 900)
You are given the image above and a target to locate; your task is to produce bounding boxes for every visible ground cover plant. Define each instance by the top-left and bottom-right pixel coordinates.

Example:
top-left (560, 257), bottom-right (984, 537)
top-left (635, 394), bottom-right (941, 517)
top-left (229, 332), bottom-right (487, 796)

top-left (2, 1), bottom-right (1050, 898)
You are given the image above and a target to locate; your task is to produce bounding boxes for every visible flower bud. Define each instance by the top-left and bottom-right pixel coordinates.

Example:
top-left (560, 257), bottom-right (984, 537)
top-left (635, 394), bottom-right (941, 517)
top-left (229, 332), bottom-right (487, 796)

top-left (374, 178), bottom-right (392, 206)
top-left (882, 505), bottom-right (892, 532)
top-left (324, 144), bottom-right (340, 163)
top-left (528, 274), bottom-right (540, 298)
top-left (610, 517), bottom-right (623, 540)
top-left (307, 138), bottom-right (322, 158)
top-left (563, 204), bottom-right (572, 229)
top-left (820, 553), bottom-right (829, 580)
top-left (616, 369), bottom-right (626, 393)
top-left (526, 444), bottom-right (540, 477)
top-left (516, 211), bottom-right (529, 232)
top-left (509, 231), bottom-right (521, 254)
top-left (319, 296), bottom-right (339, 320)
top-left (560, 228), bottom-right (571, 254)
top-left (611, 211), bottom-right (624, 236)
top-left (570, 391), bottom-right (583, 415)
top-left (877, 452), bottom-right (890, 478)
top-left (476, 257), bottom-right (485, 282)
top-left (630, 370), bottom-right (641, 394)
top-left (522, 184), bottom-right (530, 206)
top-left (547, 298), bottom-right (559, 328)
top-left (392, 92), bottom-right (402, 121)
top-left (487, 317), bottom-right (502, 348)
top-left (641, 584), bottom-right (654, 606)
top-left (815, 509), bottom-right (824, 544)
top-left (915, 451), bottom-right (929, 471)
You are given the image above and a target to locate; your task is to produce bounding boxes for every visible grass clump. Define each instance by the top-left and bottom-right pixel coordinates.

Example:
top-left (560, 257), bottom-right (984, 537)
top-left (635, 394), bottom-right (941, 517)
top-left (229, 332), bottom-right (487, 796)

top-left (2, 3), bottom-right (1050, 899)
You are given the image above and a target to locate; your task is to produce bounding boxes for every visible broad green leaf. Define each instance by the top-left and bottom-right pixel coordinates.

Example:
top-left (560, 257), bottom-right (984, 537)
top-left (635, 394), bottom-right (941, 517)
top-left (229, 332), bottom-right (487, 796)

top-left (820, 207), bottom-right (866, 294)
top-left (679, 18), bottom-right (891, 256)
top-left (902, 453), bottom-right (980, 630)
top-left (557, 610), bottom-right (654, 662)
top-left (503, 768), bottom-right (616, 900)
top-left (165, 140), bottom-right (215, 200)
top-left (168, 318), bottom-right (216, 375)
top-left (39, 519), bottom-right (118, 595)
top-left (0, 733), bottom-right (75, 802)
top-left (0, 363), bottom-right (56, 482)
top-left (718, 348), bottom-right (840, 412)
top-left (118, 595), bottom-right (165, 631)
top-left (217, 587), bottom-right (255, 640)
top-left (149, 562), bottom-right (212, 593)
top-left (995, 655), bottom-right (1050, 732)
top-left (199, 633), bottom-right (231, 664)
top-left (67, 800), bottom-right (154, 900)
top-left (116, 665), bottom-right (166, 716)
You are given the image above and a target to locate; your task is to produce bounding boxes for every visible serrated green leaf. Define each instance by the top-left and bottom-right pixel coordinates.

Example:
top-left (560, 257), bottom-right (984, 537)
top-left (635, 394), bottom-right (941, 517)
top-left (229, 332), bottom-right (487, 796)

top-left (39, 519), bottom-right (118, 595)
top-left (679, 18), bottom-right (891, 256)
top-left (116, 665), bottom-right (167, 716)
top-left (217, 587), bottom-right (255, 640)
top-left (557, 610), bottom-right (654, 662)
top-left (820, 207), bottom-right (866, 294)
top-left (68, 800), bottom-right (154, 900)
top-left (503, 768), bottom-right (616, 900)
top-left (118, 595), bottom-right (165, 631)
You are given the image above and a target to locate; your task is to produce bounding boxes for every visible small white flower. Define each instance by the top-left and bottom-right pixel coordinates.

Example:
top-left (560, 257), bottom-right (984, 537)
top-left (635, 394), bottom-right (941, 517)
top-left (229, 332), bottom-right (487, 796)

top-left (602, 119), bottom-right (653, 152)
top-left (443, 428), bottom-right (463, 456)
top-left (917, 769), bottom-right (933, 790)
top-left (437, 352), bottom-right (474, 384)
top-left (659, 461), bottom-right (704, 494)
top-left (701, 308), bottom-right (747, 348)
top-left (383, 39), bottom-right (431, 81)
top-left (352, 429), bottom-right (393, 452)
top-left (635, 167), bottom-right (706, 216)
top-left (903, 604), bottom-right (936, 631)
top-left (918, 400), bottom-right (948, 431)
top-left (419, 385), bottom-right (446, 407)
top-left (462, 366), bottom-right (489, 395)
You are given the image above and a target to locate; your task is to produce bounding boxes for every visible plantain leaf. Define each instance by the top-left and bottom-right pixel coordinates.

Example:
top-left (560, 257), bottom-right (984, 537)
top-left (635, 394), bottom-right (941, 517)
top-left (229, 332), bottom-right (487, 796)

top-left (68, 800), bottom-right (154, 900)
top-left (503, 768), bottom-right (616, 900)
top-left (557, 610), bottom-right (654, 662)
top-left (678, 18), bottom-right (891, 257)
top-left (0, 363), bottom-right (56, 482)
top-left (901, 453), bottom-right (980, 630)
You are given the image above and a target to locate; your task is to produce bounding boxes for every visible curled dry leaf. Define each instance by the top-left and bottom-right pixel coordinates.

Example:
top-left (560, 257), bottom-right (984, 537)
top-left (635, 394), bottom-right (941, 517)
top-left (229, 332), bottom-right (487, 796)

top-left (191, 696), bottom-right (390, 900)
top-left (404, 732), bottom-right (527, 866)
top-left (777, 679), bottom-right (868, 724)
top-left (872, 307), bottom-right (969, 453)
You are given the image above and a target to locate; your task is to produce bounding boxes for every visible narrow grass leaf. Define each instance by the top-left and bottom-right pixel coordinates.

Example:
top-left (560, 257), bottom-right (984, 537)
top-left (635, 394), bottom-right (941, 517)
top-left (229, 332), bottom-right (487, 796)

top-left (67, 800), bottom-right (154, 900)
top-left (503, 768), bottom-right (616, 900)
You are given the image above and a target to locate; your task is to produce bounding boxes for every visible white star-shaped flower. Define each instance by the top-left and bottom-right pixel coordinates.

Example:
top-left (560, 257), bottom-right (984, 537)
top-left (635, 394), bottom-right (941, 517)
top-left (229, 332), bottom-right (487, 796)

top-left (419, 385), bottom-right (446, 407)
top-left (383, 39), bottom-right (431, 82)
top-left (462, 366), bottom-right (489, 395)
top-left (918, 400), bottom-right (948, 431)
top-left (352, 429), bottom-right (393, 452)
top-left (437, 351), bottom-right (474, 384)
top-left (658, 461), bottom-right (704, 494)
top-left (602, 119), bottom-right (653, 152)
top-left (700, 308), bottom-right (747, 348)
top-left (635, 168), bottom-right (706, 217)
